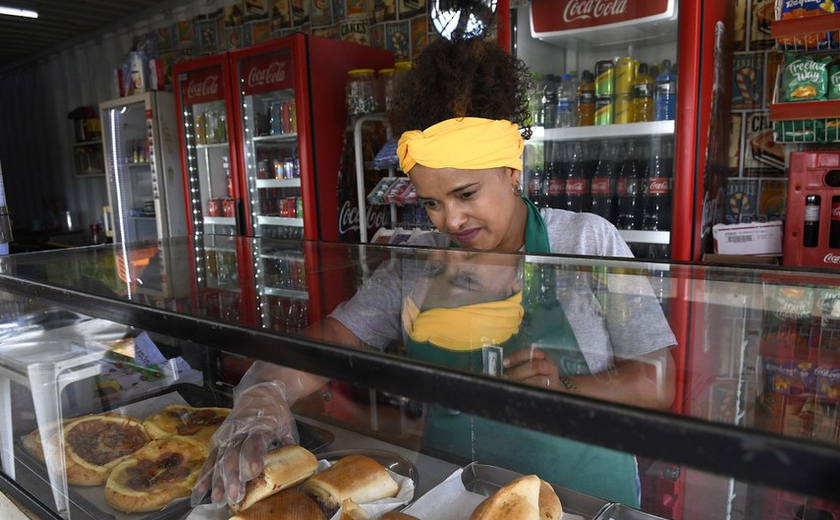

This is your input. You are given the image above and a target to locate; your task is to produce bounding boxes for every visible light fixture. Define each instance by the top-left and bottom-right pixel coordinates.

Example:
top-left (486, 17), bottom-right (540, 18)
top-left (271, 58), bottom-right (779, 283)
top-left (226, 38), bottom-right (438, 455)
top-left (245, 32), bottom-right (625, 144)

top-left (0, 6), bottom-right (38, 18)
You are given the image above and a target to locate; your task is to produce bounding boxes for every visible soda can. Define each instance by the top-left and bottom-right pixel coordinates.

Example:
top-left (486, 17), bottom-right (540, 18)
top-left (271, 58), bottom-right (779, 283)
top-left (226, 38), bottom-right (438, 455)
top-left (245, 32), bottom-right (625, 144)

top-left (269, 101), bottom-right (282, 135)
top-left (222, 197), bottom-right (235, 217)
top-left (273, 158), bottom-right (285, 179)
top-left (614, 57), bottom-right (636, 96)
top-left (614, 93), bottom-right (633, 124)
top-left (281, 101), bottom-right (292, 134)
top-left (257, 159), bottom-right (269, 179)
top-left (195, 113), bottom-right (207, 145)
top-left (595, 96), bottom-right (614, 125)
top-left (296, 196), bottom-right (303, 218)
top-left (595, 60), bottom-right (615, 97)
top-left (207, 198), bottom-right (222, 217)
top-left (284, 157), bottom-right (296, 179)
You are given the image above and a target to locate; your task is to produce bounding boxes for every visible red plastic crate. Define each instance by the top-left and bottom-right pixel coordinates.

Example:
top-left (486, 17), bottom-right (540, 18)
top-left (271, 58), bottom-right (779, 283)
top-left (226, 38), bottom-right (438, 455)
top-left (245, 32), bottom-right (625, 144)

top-left (784, 152), bottom-right (840, 269)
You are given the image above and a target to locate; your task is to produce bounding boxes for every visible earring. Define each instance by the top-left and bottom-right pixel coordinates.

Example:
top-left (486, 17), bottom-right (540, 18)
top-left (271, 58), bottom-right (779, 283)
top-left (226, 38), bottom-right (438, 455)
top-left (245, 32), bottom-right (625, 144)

top-left (513, 181), bottom-right (523, 196)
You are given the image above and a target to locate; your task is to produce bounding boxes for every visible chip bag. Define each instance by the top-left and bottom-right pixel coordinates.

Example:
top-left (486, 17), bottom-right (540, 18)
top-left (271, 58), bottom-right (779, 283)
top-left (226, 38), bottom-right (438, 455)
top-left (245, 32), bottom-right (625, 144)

top-left (778, 0), bottom-right (835, 50)
top-left (781, 54), bottom-right (831, 101)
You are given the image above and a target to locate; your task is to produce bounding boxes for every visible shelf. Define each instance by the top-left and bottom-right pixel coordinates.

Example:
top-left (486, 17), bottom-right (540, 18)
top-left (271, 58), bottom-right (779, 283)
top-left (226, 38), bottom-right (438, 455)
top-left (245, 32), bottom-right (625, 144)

top-left (251, 134), bottom-right (298, 144)
top-left (257, 216), bottom-right (303, 227)
top-left (128, 215), bottom-right (156, 220)
top-left (196, 142), bottom-right (230, 149)
top-left (770, 99), bottom-right (840, 122)
top-left (531, 121), bottom-right (675, 142)
top-left (255, 178), bottom-right (301, 189)
top-left (259, 251), bottom-right (304, 261)
top-left (204, 216), bottom-right (237, 226)
top-left (262, 286), bottom-right (309, 299)
top-left (617, 230), bottom-right (671, 245)
top-left (125, 162), bottom-right (152, 168)
top-left (771, 13), bottom-right (840, 51)
top-left (72, 140), bottom-right (102, 148)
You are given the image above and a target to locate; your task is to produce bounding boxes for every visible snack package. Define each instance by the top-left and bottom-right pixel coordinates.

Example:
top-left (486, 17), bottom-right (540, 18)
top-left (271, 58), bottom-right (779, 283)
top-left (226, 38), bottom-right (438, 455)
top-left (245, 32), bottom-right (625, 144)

top-left (367, 177), bottom-right (398, 205)
top-left (777, 0), bottom-right (835, 50)
top-left (383, 177), bottom-right (411, 204)
top-left (781, 54), bottom-right (831, 101)
top-left (774, 119), bottom-right (821, 142)
top-left (829, 64), bottom-right (840, 99)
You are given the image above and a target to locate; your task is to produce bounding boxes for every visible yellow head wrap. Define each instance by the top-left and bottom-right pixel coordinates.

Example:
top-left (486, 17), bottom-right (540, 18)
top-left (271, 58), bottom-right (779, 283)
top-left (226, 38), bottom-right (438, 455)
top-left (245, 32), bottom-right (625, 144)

top-left (397, 117), bottom-right (524, 174)
top-left (403, 291), bottom-right (524, 351)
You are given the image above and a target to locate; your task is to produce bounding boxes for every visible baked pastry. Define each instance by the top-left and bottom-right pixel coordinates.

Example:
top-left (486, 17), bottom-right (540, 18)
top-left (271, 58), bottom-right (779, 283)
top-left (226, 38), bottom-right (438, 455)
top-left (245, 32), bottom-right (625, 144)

top-left (381, 512), bottom-right (421, 519)
top-left (62, 414), bottom-right (150, 486)
top-left (142, 405), bottom-right (230, 439)
top-left (23, 412), bottom-right (123, 463)
top-left (301, 455), bottom-right (399, 510)
top-left (229, 489), bottom-right (326, 520)
top-left (231, 444), bottom-right (319, 514)
top-left (104, 435), bottom-right (208, 513)
top-left (469, 475), bottom-right (562, 520)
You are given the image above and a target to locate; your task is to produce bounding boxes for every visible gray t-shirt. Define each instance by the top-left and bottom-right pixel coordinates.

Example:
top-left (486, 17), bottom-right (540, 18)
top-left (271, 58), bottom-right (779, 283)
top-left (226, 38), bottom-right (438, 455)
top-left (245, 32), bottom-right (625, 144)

top-left (330, 208), bottom-right (676, 373)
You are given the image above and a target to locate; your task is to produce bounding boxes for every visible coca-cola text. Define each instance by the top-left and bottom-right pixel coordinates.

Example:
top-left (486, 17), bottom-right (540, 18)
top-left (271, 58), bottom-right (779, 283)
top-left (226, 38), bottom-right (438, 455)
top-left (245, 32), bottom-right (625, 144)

top-left (563, 0), bottom-right (627, 23)
top-left (248, 61), bottom-right (287, 89)
top-left (187, 75), bottom-right (219, 98)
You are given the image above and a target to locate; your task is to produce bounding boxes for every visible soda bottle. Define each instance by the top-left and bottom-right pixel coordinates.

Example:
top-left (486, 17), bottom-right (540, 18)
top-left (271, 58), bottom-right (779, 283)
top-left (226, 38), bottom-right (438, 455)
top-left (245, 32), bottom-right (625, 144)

top-left (528, 73), bottom-right (545, 127)
top-left (631, 63), bottom-right (654, 123)
top-left (546, 142), bottom-right (566, 208)
top-left (557, 74), bottom-right (576, 128)
top-left (654, 59), bottom-right (677, 121)
top-left (804, 195), bottom-right (821, 248)
top-left (524, 142), bottom-right (545, 207)
top-left (577, 70), bottom-right (595, 126)
top-left (616, 140), bottom-right (644, 229)
top-left (642, 136), bottom-right (674, 231)
top-left (590, 141), bottom-right (619, 222)
top-left (830, 196), bottom-right (840, 249)
top-left (564, 142), bottom-right (589, 212)
top-left (541, 74), bottom-right (558, 129)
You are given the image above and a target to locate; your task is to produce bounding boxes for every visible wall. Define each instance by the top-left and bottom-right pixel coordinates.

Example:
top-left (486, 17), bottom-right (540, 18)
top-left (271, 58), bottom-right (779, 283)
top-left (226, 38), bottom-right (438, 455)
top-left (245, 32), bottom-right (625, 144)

top-left (0, 0), bottom-right (438, 238)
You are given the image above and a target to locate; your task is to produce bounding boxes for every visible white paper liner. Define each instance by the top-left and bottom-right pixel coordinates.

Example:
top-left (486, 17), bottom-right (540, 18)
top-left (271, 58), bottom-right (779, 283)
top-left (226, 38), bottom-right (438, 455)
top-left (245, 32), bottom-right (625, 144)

top-left (402, 467), bottom-right (586, 520)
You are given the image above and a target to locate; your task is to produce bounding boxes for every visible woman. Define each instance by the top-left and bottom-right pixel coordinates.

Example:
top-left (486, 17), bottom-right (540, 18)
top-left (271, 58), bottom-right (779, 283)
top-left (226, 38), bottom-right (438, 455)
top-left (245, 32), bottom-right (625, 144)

top-left (192, 36), bottom-right (676, 510)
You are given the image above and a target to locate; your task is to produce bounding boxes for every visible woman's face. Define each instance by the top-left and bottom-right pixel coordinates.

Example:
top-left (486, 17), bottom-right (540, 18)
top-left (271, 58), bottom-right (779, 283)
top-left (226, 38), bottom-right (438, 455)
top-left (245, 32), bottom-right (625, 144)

top-left (410, 165), bottom-right (525, 252)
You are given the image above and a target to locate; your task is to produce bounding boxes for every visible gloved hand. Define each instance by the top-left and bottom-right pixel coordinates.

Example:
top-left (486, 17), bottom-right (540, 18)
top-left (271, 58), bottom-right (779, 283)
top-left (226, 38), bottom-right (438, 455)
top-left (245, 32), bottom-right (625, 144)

top-left (191, 364), bottom-right (304, 509)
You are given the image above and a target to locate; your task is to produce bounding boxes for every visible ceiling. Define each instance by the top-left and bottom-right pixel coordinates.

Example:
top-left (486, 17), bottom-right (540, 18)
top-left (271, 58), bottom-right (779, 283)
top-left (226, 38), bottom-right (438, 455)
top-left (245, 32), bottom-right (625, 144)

top-left (0, 0), bottom-right (181, 72)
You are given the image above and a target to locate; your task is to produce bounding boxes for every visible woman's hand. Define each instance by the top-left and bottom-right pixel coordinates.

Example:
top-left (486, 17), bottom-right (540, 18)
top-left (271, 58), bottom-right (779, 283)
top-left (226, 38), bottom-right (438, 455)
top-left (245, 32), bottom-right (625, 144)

top-left (502, 347), bottom-right (562, 390)
top-left (190, 381), bottom-right (298, 509)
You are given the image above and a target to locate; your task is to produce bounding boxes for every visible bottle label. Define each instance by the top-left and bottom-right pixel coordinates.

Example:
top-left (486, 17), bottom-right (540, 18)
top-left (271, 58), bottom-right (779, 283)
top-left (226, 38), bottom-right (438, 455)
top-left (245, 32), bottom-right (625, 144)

top-left (805, 204), bottom-right (820, 222)
top-left (566, 178), bottom-right (587, 195)
top-left (557, 100), bottom-right (573, 112)
top-left (548, 179), bottom-right (566, 195)
top-left (578, 91), bottom-right (595, 103)
top-left (591, 178), bottom-right (610, 194)
top-left (646, 177), bottom-right (671, 195)
top-left (633, 83), bottom-right (653, 98)
top-left (617, 178), bottom-right (638, 196)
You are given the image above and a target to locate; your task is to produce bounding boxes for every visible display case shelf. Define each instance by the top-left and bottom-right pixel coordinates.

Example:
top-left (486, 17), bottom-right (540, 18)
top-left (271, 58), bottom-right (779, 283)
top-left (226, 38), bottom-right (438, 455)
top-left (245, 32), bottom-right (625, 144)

top-left (195, 142), bottom-right (229, 150)
top-left (531, 121), bottom-right (675, 142)
top-left (771, 13), bottom-right (840, 52)
top-left (255, 178), bottom-right (301, 189)
top-left (262, 286), bottom-right (309, 299)
top-left (251, 134), bottom-right (298, 144)
top-left (204, 216), bottom-right (236, 226)
top-left (618, 230), bottom-right (671, 245)
top-left (257, 216), bottom-right (303, 227)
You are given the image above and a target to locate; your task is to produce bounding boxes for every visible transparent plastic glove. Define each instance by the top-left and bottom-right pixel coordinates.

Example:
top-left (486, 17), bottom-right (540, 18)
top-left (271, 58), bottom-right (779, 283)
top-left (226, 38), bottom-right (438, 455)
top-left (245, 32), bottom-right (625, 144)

top-left (191, 369), bottom-right (303, 509)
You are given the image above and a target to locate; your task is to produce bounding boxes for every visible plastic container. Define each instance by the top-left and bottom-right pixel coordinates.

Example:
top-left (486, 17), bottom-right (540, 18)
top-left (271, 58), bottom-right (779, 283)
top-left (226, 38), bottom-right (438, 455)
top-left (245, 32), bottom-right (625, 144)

top-left (346, 69), bottom-right (378, 120)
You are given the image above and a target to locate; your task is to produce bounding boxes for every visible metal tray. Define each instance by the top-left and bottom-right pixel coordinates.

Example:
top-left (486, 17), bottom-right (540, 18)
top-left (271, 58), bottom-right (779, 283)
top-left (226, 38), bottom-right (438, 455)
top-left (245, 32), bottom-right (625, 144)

top-left (592, 503), bottom-right (669, 520)
top-left (461, 462), bottom-right (610, 520)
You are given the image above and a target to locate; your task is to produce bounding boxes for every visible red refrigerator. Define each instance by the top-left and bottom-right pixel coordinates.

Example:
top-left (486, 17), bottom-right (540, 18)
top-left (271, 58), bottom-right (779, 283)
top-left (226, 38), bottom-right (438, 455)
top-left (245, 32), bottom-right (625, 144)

top-left (508, 1), bottom-right (734, 518)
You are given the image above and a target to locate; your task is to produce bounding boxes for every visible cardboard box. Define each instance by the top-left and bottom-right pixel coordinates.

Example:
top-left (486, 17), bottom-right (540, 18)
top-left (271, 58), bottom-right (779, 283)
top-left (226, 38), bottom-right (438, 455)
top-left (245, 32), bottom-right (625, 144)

top-left (712, 220), bottom-right (783, 255)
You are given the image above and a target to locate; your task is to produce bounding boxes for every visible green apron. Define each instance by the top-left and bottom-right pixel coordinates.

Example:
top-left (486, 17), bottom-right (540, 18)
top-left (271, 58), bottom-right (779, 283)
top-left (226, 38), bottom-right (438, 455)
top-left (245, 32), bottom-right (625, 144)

top-left (405, 197), bottom-right (640, 507)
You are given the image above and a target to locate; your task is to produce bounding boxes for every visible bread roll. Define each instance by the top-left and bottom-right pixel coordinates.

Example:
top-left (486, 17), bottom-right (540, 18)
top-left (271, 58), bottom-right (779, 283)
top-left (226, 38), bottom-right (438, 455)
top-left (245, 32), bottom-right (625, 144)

top-left (231, 445), bottom-right (318, 514)
top-left (229, 488), bottom-right (325, 520)
top-left (469, 475), bottom-right (549, 520)
top-left (301, 455), bottom-right (399, 509)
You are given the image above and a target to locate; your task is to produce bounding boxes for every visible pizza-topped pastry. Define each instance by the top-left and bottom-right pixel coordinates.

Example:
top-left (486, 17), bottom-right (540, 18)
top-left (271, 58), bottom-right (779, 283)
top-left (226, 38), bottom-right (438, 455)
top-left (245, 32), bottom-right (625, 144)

top-left (142, 405), bottom-right (230, 440)
top-left (104, 435), bottom-right (209, 513)
top-left (63, 414), bottom-right (150, 486)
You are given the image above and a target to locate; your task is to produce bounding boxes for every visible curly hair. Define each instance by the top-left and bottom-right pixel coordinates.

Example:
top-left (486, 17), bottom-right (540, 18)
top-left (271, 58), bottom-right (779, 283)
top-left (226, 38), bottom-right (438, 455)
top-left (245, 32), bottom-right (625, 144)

top-left (388, 37), bottom-right (533, 140)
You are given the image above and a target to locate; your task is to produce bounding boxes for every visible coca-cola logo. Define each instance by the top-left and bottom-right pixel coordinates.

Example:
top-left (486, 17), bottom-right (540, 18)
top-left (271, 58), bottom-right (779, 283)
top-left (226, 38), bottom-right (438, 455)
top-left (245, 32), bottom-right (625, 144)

top-left (548, 179), bottom-right (565, 194)
top-left (648, 178), bottom-right (671, 194)
top-left (187, 75), bottom-right (219, 98)
top-left (591, 178), bottom-right (609, 194)
top-left (824, 252), bottom-right (840, 265)
top-left (338, 200), bottom-right (391, 235)
top-left (563, 0), bottom-right (628, 23)
top-left (833, 204), bottom-right (840, 219)
top-left (566, 180), bottom-right (586, 194)
top-left (247, 61), bottom-right (287, 88)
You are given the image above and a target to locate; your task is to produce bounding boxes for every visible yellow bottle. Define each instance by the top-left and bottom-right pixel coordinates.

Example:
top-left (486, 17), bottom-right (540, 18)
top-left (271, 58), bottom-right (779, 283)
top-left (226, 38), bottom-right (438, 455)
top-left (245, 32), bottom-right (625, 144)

top-left (631, 63), bottom-right (654, 123)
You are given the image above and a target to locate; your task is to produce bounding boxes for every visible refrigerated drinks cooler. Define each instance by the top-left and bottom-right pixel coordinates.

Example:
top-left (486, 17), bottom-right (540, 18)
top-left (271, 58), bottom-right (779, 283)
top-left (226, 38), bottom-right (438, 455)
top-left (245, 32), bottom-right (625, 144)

top-left (515, 0), bottom-right (731, 263)
top-left (229, 34), bottom-right (393, 241)
top-left (100, 92), bottom-right (187, 244)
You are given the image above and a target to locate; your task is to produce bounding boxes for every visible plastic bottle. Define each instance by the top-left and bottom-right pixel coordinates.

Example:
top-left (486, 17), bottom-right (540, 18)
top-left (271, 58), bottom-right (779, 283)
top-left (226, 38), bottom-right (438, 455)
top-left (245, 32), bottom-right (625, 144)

top-left (590, 141), bottom-right (619, 222)
top-left (557, 73), bottom-right (576, 128)
top-left (642, 136), bottom-right (674, 231)
top-left (616, 140), bottom-right (644, 230)
top-left (654, 59), bottom-right (677, 121)
top-left (529, 73), bottom-right (545, 127)
top-left (541, 74), bottom-right (558, 129)
top-left (576, 70), bottom-right (595, 126)
top-left (631, 63), bottom-right (654, 123)
top-left (564, 142), bottom-right (588, 212)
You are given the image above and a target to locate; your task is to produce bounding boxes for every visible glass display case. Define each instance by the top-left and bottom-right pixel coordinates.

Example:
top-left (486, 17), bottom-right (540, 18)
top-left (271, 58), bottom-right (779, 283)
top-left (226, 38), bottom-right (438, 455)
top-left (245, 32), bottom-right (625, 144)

top-left (0, 237), bottom-right (837, 520)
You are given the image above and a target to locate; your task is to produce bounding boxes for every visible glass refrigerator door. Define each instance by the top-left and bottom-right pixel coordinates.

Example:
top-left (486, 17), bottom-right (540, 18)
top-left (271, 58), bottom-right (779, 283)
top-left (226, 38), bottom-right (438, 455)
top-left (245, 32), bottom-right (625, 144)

top-left (236, 47), bottom-right (303, 239)
top-left (177, 65), bottom-right (238, 237)
top-left (102, 95), bottom-right (158, 244)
